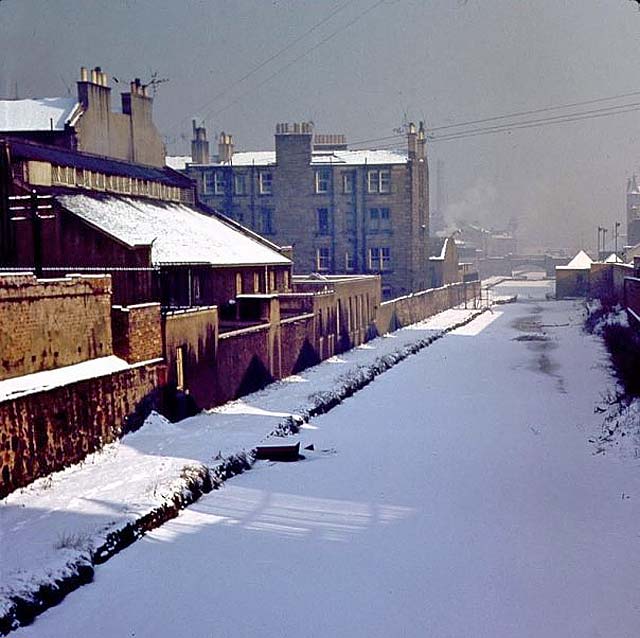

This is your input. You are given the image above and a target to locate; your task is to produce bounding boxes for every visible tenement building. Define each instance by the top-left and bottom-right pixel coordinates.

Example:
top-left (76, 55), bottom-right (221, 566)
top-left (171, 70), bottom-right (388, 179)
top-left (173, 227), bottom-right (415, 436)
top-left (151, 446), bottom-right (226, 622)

top-left (175, 121), bottom-right (430, 298)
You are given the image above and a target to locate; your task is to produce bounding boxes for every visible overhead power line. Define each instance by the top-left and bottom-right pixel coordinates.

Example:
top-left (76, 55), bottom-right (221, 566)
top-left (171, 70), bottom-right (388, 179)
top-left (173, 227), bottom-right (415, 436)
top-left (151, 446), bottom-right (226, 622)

top-left (167, 0), bottom-right (356, 136)
top-left (430, 88), bottom-right (640, 133)
top-left (430, 100), bottom-right (640, 142)
top-left (201, 0), bottom-right (389, 122)
top-left (348, 91), bottom-right (640, 149)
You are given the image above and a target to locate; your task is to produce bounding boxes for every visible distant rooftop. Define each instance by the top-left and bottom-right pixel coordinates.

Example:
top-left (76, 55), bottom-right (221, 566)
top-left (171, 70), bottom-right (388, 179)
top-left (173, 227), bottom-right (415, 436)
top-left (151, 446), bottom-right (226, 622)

top-left (173, 148), bottom-right (409, 169)
top-left (0, 97), bottom-right (82, 132)
top-left (558, 250), bottom-right (593, 270)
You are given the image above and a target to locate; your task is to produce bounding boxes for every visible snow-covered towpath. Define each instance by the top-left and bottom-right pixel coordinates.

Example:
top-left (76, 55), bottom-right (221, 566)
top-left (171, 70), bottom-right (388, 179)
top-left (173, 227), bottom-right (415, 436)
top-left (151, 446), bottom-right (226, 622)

top-left (0, 302), bottom-right (481, 629)
top-left (14, 281), bottom-right (640, 637)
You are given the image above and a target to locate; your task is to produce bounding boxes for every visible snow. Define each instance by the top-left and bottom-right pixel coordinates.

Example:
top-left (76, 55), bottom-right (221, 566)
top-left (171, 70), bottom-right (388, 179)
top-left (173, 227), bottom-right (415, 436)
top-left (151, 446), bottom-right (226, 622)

top-left (7, 280), bottom-right (640, 638)
top-left (559, 249), bottom-right (593, 269)
top-left (192, 149), bottom-right (408, 167)
top-left (0, 305), bottom-right (479, 628)
top-left (13, 280), bottom-right (640, 638)
top-left (310, 149), bottom-right (408, 165)
top-left (0, 355), bottom-right (131, 402)
top-left (164, 156), bottom-right (191, 171)
top-left (0, 98), bottom-right (81, 132)
top-left (604, 252), bottom-right (624, 264)
top-left (56, 193), bottom-right (291, 266)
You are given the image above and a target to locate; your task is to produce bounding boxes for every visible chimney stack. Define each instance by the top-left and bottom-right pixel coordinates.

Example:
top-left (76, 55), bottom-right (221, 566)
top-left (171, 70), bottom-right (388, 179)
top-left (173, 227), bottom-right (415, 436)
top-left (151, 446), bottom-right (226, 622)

top-left (275, 121), bottom-right (314, 166)
top-left (218, 131), bottom-right (234, 163)
top-left (191, 120), bottom-right (210, 164)
top-left (417, 121), bottom-right (426, 160)
top-left (407, 122), bottom-right (417, 159)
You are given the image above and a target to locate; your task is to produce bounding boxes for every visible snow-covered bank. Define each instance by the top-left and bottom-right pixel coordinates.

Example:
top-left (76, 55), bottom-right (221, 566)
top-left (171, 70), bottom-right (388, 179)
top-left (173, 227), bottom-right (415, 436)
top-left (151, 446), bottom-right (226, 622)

top-left (0, 305), bottom-right (484, 634)
top-left (15, 282), bottom-right (640, 638)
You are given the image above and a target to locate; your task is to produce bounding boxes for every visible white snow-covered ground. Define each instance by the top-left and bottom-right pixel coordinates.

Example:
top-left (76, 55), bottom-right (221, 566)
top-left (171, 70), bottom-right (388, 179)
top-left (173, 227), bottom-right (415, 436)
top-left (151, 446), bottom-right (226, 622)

top-left (12, 280), bottom-right (640, 638)
top-left (0, 305), bottom-right (479, 621)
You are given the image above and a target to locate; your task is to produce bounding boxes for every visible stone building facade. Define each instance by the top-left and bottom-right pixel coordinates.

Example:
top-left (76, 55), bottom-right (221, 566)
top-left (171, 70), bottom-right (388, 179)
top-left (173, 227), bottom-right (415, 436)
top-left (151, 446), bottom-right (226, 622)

top-left (626, 174), bottom-right (640, 247)
top-left (179, 121), bottom-right (430, 299)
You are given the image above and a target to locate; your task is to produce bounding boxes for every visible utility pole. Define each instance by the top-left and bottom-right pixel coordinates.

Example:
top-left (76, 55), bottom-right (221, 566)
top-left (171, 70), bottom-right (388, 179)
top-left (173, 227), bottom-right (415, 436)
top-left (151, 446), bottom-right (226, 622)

top-left (615, 221), bottom-right (621, 257)
top-left (602, 227), bottom-right (608, 261)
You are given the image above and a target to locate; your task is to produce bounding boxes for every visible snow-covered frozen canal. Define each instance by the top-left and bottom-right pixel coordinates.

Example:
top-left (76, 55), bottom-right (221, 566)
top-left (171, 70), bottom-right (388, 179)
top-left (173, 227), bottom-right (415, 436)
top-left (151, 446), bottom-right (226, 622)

top-left (17, 281), bottom-right (640, 637)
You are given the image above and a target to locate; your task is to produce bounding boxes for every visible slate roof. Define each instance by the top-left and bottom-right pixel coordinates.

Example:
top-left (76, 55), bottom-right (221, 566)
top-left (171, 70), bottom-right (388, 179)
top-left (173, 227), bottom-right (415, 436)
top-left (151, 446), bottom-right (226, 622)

top-left (6, 138), bottom-right (192, 187)
top-left (56, 193), bottom-right (291, 267)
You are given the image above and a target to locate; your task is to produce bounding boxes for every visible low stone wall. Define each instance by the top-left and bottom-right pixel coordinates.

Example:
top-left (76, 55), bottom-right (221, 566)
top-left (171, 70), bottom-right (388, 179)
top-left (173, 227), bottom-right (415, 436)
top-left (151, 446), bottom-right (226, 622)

top-left (162, 306), bottom-right (218, 411)
top-left (375, 280), bottom-right (480, 334)
top-left (0, 361), bottom-right (165, 498)
top-left (0, 274), bottom-right (112, 380)
top-left (112, 303), bottom-right (163, 363)
top-left (625, 277), bottom-right (640, 321)
top-left (214, 325), bottom-right (272, 405)
top-left (280, 314), bottom-right (317, 377)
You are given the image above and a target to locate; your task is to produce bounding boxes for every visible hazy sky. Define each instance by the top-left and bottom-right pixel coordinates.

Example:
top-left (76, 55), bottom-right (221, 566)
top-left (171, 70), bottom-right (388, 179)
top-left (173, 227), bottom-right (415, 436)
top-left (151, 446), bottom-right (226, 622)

top-left (2, 0), bottom-right (640, 252)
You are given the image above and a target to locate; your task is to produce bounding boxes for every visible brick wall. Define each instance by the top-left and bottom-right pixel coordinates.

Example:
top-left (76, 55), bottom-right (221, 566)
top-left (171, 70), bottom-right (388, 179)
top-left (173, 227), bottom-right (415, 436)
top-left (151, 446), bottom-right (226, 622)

top-left (112, 303), bottom-right (163, 363)
top-left (375, 280), bottom-right (480, 334)
top-left (0, 361), bottom-right (165, 498)
top-left (214, 326), bottom-right (272, 405)
top-left (625, 277), bottom-right (640, 320)
top-left (163, 306), bottom-right (218, 409)
top-left (0, 274), bottom-right (113, 381)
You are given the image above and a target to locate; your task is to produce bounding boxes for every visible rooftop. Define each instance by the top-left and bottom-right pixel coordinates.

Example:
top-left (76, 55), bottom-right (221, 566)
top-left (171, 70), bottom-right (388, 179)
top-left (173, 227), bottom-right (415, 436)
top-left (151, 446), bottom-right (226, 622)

top-left (0, 97), bottom-right (82, 132)
top-left (174, 148), bottom-right (409, 169)
top-left (7, 138), bottom-right (192, 187)
top-left (56, 193), bottom-right (291, 267)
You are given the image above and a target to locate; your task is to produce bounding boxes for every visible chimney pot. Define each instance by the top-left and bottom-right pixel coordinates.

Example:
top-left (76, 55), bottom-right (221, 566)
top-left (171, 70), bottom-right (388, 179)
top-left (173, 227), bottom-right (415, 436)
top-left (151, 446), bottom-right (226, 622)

top-left (90, 68), bottom-right (98, 84)
top-left (80, 66), bottom-right (88, 82)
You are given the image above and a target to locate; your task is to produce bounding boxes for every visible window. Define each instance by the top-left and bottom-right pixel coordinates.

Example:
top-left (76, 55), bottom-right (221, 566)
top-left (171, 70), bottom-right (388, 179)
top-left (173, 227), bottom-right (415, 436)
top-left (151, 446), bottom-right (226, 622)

top-left (316, 247), bottom-right (331, 271)
top-left (175, 346), bottom-right (185, 391)
top-left (379, 169), bottom-right (391, 193)
top-left (269, 271), bottom-right (276, 292)
top-left (315, 169), bottom-right (330, 193)
top-left (369, 207), bottom-right (391, 232)
top-left (345, 252), bottom-right (355, 271)
top-left (317, 208), bottom-right (330, 235)
top-left (284, 270), bottom-right (290, 289)
top-left (234, 173), bottom-right (246, 195)
top-left (369, 246), bottom-right (392, 271)
top-left (369, 207), bottom-right (380, 231)
top-left (342, 172), bottom-right (354, 194)
top-left (259, 171), bottom-right (273, 194)
top-left (381, 246), bottom-right (391, 270)
top-left (345, 207), bottom-right (356, 233)
top-left (260, 207), bottom-right (274, 234)
top-left (214, 171), bottom-right (225, 195)
top-left (203, 172), bottom-right (213, 194)
top-left (236, 272), bottom-right (243, 296)
top-left (192, 273), bottom-right (201, 303)
top-left (253, 272), bottom-right (261, 293)
top-left (367, 169), bottom-right (391, 193)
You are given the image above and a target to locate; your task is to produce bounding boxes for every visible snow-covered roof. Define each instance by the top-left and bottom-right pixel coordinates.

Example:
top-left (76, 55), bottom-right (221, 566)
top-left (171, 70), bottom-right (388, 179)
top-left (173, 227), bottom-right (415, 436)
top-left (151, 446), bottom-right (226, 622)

top-left (604, 253), bottom-right (624, 264)
top-left (0, 97), bottom-right (82, 132)
top-left (311, 149), bottom-right (408, 166)
top-left (193, 148), bottom-right (409, 168)
top-left (558, 250), bottom-right (593, 270)
top-left (56, 193), bottom-right (291, 267)
top-left (165, 156), bottom-right (191, 171)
